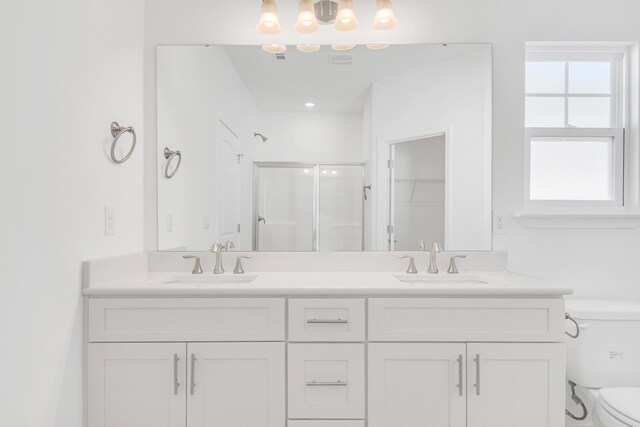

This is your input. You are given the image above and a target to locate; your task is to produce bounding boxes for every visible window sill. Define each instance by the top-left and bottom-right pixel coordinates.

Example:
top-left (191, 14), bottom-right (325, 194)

top-left (514, 213), bottom-right (640, 229)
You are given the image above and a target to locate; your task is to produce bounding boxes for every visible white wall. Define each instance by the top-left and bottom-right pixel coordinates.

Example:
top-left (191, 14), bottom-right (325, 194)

top-left (145, 0), bottom-right (640, 301)
top-left (157, 46), bottom-right (257, 251)
top-left (0, 0), bottom-right (145, 426)
top-left (371, 49), bottom-right (492, 250)
top-left (250, 112), bottom-right (363, 163)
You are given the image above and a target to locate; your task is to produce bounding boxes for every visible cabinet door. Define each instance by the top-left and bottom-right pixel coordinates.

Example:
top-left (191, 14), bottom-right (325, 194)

top-left (187, 342), bottom-right (285, 427)
top-left (88, 343), bottom-right (186, 427)
top-left (467, 343), bottom-right (565, 427)
top-left (368, 343), bottom-right (466, 427)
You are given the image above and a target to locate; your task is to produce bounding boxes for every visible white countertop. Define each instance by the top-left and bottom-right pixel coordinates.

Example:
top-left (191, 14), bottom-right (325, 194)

top-left (83, 270), bottom-right (572, 297)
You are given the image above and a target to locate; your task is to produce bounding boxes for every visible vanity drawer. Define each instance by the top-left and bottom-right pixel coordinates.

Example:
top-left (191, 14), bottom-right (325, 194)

top-left (289, 422), bottom-right (364, 427)
top-left (88, 298), bottom-right (285, 342)
top-left (288, 343), bottom-right (365, 419)
top-left (369, 298), bottom-right (564, 342)
top-left (288, 298), bottom-right (365, 342)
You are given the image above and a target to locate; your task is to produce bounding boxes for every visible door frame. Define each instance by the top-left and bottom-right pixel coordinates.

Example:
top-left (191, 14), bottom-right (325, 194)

top-left (374, 126), bottom-right (452, 251)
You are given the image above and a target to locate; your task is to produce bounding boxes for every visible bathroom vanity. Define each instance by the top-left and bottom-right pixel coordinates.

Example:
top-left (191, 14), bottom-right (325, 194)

top-left (83, 253), bottom-right (571, 427)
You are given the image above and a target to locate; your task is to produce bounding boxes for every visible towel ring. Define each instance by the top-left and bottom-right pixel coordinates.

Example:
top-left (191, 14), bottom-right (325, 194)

top-left (164, 147), bottom-right (182, 178)
top-left (110, 122), bottom-right (136, 164)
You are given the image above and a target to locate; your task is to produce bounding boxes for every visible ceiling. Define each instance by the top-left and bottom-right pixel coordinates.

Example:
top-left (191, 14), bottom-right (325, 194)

top-left (224, 43), bottom-right (488, 113)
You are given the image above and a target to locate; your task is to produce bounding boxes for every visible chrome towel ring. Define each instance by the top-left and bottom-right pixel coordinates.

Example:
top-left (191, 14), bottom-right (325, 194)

top-left (565, 312), bottom-right (580, 339)
top-left (110, 121), bottom-right (136, 164)
top-left (164, 147), bottom-right (182, 178)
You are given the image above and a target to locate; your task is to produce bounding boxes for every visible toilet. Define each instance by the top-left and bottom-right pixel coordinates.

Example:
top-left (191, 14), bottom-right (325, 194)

top-left (566, 300), bottom-right (640, 426)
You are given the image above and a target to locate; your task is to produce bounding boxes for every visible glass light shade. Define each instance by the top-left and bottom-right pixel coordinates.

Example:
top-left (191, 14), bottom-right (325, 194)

top-left (331, 43), bottom-right (356, 51)
top-left (334, 0), bottom-right (359, 31)
top-left (262, 44), bottom-right (287, 54)
top-left (297, 44), bottom-right (321, 53)
top-left (372, 0), bottom-right (398, 30)
top-left (366, 44), bottom-right (390, 50)
top-left (256, 0), bottom-right (282, 35)
top-left (294, 0), bottom-right (320, 33)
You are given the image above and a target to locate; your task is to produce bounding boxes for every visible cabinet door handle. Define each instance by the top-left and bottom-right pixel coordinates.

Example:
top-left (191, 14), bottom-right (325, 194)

top-left (173, 353), bottom-right (180, 395)
top-left (474, 354), bottom-right (480, 395)
top-left (306, 318), bottom-right (348, 324)
top-left (457, 354), bottom-right (463, 396)
top-left (190, 353), bottom-right (196, 395)
top-left (305, 380), bottom-right (348, 386)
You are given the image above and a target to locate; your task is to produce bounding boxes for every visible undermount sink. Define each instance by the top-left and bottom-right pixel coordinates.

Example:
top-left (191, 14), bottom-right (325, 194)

top-left (394, 274), bottom-right (496, 285)
top-left (155, 274), bottom-right (258, 285)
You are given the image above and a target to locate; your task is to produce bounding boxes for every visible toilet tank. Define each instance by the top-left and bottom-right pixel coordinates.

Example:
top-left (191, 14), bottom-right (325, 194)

top-left (566, 300), bottom-right (640, 388)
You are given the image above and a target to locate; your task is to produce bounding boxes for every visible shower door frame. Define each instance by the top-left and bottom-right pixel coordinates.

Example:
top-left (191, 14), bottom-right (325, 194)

top-left (253, 162), bottom-right (366, 252)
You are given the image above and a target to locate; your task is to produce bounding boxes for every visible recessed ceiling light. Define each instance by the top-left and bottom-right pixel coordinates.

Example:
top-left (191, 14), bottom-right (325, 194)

top-left (305, 102), bottom-right (316, 107)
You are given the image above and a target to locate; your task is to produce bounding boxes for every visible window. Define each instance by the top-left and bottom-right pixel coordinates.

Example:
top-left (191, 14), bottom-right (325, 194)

top-left (525, 46), bottom-right (627, 210)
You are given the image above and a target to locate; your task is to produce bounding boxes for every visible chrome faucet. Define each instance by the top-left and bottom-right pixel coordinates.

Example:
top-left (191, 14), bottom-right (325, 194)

top-left (210, 242), bottom-right (225, 274)
top-left (427, 242), bottom-right (443, 274)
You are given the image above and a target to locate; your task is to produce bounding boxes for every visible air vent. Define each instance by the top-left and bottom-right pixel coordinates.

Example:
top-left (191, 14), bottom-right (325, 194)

top-left (329, 53), bottom-right (353, 65)
top-left (273, 52), bottom-right (286, 62)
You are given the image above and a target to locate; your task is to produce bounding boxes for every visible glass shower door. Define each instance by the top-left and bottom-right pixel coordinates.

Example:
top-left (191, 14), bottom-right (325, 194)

top-left (254, 164), bottom-right (315, 251)
top-left (318, 164), bottom-right (364, 251)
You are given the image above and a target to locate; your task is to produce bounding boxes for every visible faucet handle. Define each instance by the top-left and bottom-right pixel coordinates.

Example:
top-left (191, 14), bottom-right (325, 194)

top-left (417, 240), bottom-right (426, 251)
top-left (183, 255), bottom-right (204, 274)
top-left (398, 255), bottom-right (418, 274)
top-left (224, 240), bottom-right (235, 251)
top-left (210, 242), bottom-right (222, 253)
top-left (447, 255), bottom-right (467, 274)
top-left (234, 256), bottom-right (253, 274)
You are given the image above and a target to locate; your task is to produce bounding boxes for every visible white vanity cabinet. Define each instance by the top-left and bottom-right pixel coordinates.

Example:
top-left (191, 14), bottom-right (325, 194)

top-left (86, 295), bottom-right (565, 427)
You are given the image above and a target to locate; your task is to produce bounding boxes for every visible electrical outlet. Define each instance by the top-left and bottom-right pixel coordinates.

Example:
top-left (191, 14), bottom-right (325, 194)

top-left (105, 206), bottom-right (115, 236)
top-left (493, 211), bottom-right (508, 234)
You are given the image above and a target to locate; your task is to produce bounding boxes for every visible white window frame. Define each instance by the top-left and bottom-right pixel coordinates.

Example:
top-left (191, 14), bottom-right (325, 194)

top-left (524, 46), bottom-right (628, 213)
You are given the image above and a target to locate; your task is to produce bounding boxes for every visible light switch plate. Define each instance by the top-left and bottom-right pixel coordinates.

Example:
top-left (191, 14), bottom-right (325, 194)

top-left (104, 206), bottom-right (115, 236)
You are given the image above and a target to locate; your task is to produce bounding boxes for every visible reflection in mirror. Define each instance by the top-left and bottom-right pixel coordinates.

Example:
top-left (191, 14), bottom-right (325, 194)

top-left (157, 44), bottom-right (492, 252)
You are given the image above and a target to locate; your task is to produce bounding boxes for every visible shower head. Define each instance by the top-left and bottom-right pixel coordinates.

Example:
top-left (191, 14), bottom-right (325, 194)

top-left (254, 132), bottom-right (268, 143)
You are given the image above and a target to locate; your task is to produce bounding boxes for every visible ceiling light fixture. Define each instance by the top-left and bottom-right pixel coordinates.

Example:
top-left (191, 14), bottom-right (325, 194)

top-left (297, 44), bottom-right (321, 53)
top-left (295, 0), bottom-right (320, 33)
top-left (304, 102), bottom-right (316, 107)
top-left (262, 44), bottom-right (287, 54)
top-left (331, 43), bottom-right (356, 52)
top-left (334, 0), bottom-right (359, 31)
top-left (366, 44), bottom-right (390, 50)
top-left (372, 0), bottom-right (398, 30)
top-left (256, 0), bottom-right (282, 34)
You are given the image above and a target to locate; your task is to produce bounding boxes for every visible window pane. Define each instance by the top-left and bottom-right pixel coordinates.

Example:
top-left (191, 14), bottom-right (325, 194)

top-left (526, 61), bottom-right (565, 93)
top-left (530, 137), bottom-right (614, 201)
top-left (568, 62), bottom-right (612, 94)
top-left (568, 97), bottom-right (611, 128)
top-left (525, 97), bottom-right (565, 127)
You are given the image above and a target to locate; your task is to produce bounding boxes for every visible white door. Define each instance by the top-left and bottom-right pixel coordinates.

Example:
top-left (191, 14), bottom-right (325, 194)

top-left (187, 342), bottom-right (286, 427)
top-left (88, 343), bottom-right (187, 427)
top-left (368, 343), bottom-right (466, 427)
top-left (467, 343), bottom-right (566, 427)
top-left (216, 122), bottom-right (240, 246)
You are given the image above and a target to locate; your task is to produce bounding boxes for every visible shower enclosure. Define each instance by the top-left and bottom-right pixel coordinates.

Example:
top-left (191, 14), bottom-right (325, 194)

top-left (253, 162), bottom-right (365, 252)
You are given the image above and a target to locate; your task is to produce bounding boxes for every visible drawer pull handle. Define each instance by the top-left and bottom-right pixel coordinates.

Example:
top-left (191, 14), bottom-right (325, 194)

top-left (457, 354), bottom-right (463, 396)
top-left (305, 380), bottom-right (348, 387)
top-left (306, 318), bottom-right (348, 324)
top-left (173, 353), bottom-right (180, 395)
top-left (474, 354), bottom-right (480, 396)
top-left (190, 353), bottom-right (196, 395)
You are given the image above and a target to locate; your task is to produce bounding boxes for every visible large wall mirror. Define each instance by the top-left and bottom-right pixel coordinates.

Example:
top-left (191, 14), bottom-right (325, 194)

top-left (157, 44), bottom-right (492, 252)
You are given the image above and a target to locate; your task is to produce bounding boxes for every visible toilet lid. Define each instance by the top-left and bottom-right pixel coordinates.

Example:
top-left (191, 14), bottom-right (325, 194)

top-left (600, 388), bottom-right (640, 423)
